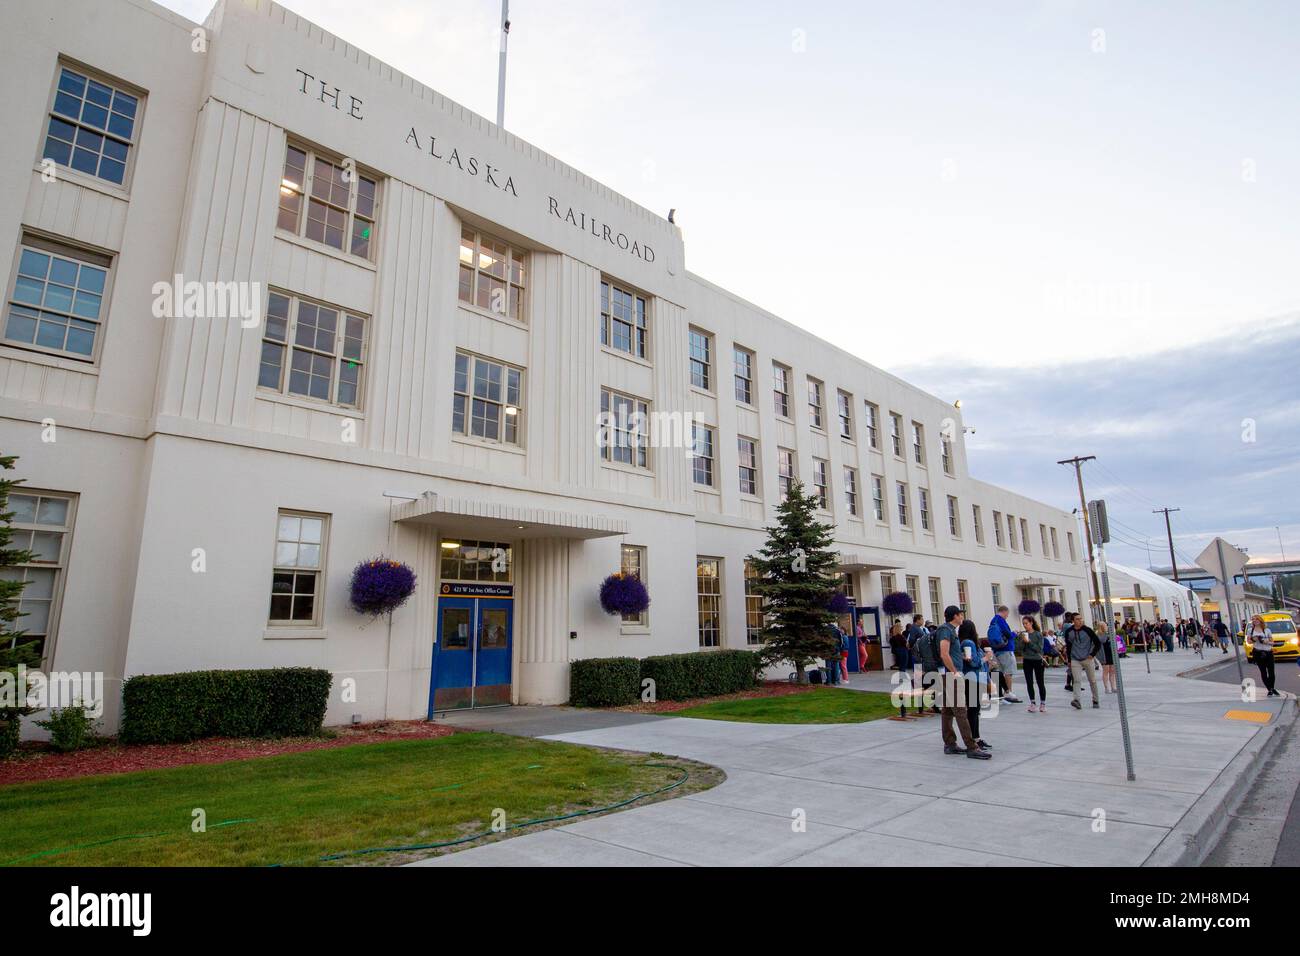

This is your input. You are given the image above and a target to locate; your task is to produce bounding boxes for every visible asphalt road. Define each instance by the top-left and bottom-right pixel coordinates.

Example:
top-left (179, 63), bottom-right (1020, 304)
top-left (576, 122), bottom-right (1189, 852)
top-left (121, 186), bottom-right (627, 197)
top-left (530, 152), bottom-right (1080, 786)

top-left (1195, 647), bottom-right (1300, 697)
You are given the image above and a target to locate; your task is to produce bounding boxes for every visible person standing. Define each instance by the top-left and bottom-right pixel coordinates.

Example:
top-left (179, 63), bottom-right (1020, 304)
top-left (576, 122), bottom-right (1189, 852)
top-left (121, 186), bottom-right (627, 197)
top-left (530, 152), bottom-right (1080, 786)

top-left (987, 605), bottom-right (1023, 703)
top-left (888, 618), bottom-right (907, 671)
top-left (959, 620), bottom-right (994, 750)
top-left (937, 606), bottom-right (989, 759)
top-left (824, 622), bottom-right (843, 685)
top-left (1062, 613), bottom-right (1101, 709)
top-left (1213, 615), bottom-right (1230, 654)
top-left (1247, 614), bottom-right (1279, 697)
top-left (1020, 616), bottom-right (1048, 713)
top-left (1095, 619), bottom-right (1117, 693)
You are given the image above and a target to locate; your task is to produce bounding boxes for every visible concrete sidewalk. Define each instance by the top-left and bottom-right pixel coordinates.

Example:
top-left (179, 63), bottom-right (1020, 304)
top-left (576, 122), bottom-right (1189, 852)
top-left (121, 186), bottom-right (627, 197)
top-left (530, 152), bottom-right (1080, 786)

top-left (413, 651), bottom-right (1295, 867)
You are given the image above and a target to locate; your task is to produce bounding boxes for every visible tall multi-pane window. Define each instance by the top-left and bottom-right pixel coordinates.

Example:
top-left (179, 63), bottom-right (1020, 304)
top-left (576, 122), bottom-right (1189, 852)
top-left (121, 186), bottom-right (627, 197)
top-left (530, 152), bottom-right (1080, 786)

top-left (928, 578), bottom-right (942, 624)
top-left (993, 511), bottom-right (1005, 547)
top-left (620, 545), bottom-right (648, 626)
top-left (452, 352), bottom-right (523, 445)
top-left (1076, 590), bottom-right (1083, 614)
top-left (2, 491), bottom-right (75, 662)
top-left (843, 467), bottom-right (859, 516)
top-left (778, 448), bottom-right (797, 499)
top-left (871, 475), bottom-right (886, 521)
top-left (918, 488), bottom-right (931, 531)
top-left (1050, 527), bottom-right (1061, 560)
top-left (890, 413), bottom-right (903, 457)
top-left (691, 423), bottom-right (715, 487)
top-left (42, 65), bottom-right (139, 186)
top-left (1007, 514), bottom-right (1018, 551)
top-left (688, 328), bottom-right (712, 390)
top-left (972, 504), bottom-right (984, 544)
top-left (459, 229), bottom-right (527, 321)
top-left (906, 575), bottom-right (921, 615)
top-left (1021, 518), bottom-right (1031, 554)
top-left (5, 238), bottom-right (110, 362)
top-left (697, 558), bottom-right (722, 648)
top-left (812, 458), bottom-right (829, 509)
top-left (1040, 523), bottom-right (1050, 556)
top-left (992, 583), bottom-right (1002, 608)
top-left (772, 363), bottom-right (791, 418)
top-left (941, 438), bottom-right (954, 475)
top-left (600, 388), bottom-right (650, 468)
top-left (1067, 532), bottom-right (1077, 562)
top-left (278, 143), bottom-right (379, 259)
top-left (260, 291), bottom-right (367, 408)
top-left (947, 495), bottom-right (960, 537)
top-left (600, 280), bottom-right (647, 358)
top-left (864, 402), bottom-right (880, 449)
top-left (957, 579), bottom-right (969, 613)
top-left (807, 378), bottom-right (824, 429)
top-left (269, 511), bottom-right (328, 626)
top-left (911, 422), bottom-right (926, 466)
top-left (881, 572), bottom-right (897, 597)
top-left (734, 346), bottom-right (754, 404)
top-left (896, 482), bottom-right (910, 526)
top-left (837, 391), bottom-right (853, 440)
top-left (737, 436), bottom-right (759, 496)
top-left (744, 560), bottom-right (764, 645)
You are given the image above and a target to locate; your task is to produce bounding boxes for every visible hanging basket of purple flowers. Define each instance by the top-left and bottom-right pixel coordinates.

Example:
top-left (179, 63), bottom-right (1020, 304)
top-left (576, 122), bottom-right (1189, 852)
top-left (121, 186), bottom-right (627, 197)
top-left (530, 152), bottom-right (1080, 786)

top-left (1017, 598), bottom-right (1042, 617)
top-left (599, 573), bottom-right (650, 617)
top-left (881, 591), bottom-right (914, 616)
top-left (1043, 600), bottom-right (1065, 619)
top-left (827, 591), bottom-right (853, 615)
top-left (349, 557), bottom-right (418, 617)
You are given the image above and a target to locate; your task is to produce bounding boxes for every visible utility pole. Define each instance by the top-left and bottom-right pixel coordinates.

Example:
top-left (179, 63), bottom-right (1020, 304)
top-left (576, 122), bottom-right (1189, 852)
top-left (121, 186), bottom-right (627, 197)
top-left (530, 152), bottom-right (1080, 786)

top-left (1059, 456), bottom-right (1101, 615)
top-left (1154, 507), bottom-right (1181, 582)
top-left (495, 0), bottom-right (510, 128)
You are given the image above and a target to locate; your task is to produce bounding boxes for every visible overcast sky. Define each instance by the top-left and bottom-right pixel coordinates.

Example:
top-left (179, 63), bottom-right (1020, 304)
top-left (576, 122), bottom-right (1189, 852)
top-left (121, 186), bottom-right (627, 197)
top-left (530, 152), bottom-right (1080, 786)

top-left (157, 0), bottom-right (1300, 564)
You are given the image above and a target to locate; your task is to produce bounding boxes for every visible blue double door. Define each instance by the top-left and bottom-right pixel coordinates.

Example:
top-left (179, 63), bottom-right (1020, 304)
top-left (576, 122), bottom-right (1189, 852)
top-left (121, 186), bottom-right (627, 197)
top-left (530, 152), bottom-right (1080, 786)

top-left (429, 596), bottom-right (513, 713)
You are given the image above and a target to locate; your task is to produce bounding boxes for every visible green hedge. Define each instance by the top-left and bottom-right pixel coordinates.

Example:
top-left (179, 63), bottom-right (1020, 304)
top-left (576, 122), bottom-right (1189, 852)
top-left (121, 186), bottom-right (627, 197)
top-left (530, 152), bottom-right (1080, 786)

top-left (569, 657), bottom-right (641, 708)
top-left (120, 667), bottom-right (333, 744)
top-left (570, 650), bottom-right (761, 707)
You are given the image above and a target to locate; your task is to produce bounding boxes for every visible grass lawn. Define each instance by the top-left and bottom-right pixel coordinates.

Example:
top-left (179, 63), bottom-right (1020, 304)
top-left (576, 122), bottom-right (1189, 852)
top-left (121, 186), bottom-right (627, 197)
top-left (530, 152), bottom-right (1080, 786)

top-left (669, 688), bottom-right (899, 724)
top-left (0, 732), bottom-right (715, 867)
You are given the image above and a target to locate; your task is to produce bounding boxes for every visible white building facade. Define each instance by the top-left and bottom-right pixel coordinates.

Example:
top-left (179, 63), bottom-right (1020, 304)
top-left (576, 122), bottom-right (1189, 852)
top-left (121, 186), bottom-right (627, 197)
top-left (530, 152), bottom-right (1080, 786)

top-left (0, 0), bottom-right (1089, 732)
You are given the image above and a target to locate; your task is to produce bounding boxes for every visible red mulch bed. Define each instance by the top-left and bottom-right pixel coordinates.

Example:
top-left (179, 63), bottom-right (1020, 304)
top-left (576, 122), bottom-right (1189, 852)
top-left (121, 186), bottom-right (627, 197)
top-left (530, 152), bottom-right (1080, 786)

top-left (612, 680), bottom-right (822, 714)
top-left (0, 720), bottom-right (456, 787)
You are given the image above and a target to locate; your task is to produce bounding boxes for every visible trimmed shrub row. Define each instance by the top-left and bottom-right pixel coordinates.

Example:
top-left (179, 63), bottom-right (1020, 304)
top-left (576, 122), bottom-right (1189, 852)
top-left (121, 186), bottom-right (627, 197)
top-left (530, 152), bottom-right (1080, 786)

top-left (570, 650), bottom-right (762, 707)
top-left (120, 667), bottom-right (332, 744)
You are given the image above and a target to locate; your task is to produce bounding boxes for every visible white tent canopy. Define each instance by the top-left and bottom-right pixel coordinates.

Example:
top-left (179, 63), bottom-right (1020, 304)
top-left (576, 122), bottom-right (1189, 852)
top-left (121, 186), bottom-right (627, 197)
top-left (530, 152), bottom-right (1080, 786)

top-left (1101, 562), bottom-right (1201, 623)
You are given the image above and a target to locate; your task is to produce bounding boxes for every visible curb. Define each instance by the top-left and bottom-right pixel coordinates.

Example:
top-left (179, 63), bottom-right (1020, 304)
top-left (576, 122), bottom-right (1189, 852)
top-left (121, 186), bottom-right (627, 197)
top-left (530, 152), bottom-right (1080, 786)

top-left (1176, 657), bottom-right (1238, 679)
top-left (1143, 696), bottom-right (1299, 867)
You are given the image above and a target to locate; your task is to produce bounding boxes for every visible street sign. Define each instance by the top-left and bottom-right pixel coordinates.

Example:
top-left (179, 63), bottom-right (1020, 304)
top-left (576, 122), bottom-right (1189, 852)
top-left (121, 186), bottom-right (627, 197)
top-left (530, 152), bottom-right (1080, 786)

top-left (1087, 499), bottom-right (1110, 544)
top-left (1196, 538), bottom-right (1248, 582)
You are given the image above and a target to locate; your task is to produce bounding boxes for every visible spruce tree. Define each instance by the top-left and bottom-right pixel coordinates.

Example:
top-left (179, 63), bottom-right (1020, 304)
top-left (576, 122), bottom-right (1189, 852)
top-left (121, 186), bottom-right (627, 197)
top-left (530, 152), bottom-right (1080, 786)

top-left (747, 479), bottom-right (842, 682)
top-left (0, 453), bottom-right (36, 757)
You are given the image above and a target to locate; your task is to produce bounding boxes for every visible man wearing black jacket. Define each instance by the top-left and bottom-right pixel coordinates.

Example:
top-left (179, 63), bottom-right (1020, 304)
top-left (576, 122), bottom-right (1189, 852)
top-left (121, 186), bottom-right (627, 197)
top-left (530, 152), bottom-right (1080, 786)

top-left (1061, 612), bottom-right (1101, 709)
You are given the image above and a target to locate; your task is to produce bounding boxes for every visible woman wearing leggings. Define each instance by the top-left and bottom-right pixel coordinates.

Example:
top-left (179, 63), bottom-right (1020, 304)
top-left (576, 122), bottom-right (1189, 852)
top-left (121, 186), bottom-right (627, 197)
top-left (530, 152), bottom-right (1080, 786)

top-left (1020, 616), bottom-right (1048, 713)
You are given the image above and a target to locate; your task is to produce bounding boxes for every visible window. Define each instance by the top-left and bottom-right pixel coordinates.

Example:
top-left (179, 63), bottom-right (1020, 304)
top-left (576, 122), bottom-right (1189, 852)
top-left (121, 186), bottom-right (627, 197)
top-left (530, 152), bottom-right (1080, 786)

top-left (871, 475), bottom-right (885, 521)
top-left (259, 291), bottom-right (367, 408)
top-left (1067, 531), bottom-right (1077, 562)
top-left (269, 511), bottom-right (327, 626)
top-left (973, 504), bottom-right (985, 545)
top-left (881, 572), bottom-right (896, 597)
top-left (840, 572), bottom-right (856, 603)
top-left (896, 482), bottom-right (909, 526)
top-left (697, 557), bottom-right (722, 648)
top-left (808, 378), bottom-right (825, 430)
top-left (843, 467), bottom-right (859, 516)
top-left (600, 388), bottom-right (650, 468)
top-left (992, 583), bottom-right (1002, 608)
top-left (1021, 518), bottom-right (1031, 555)
top-left (1076, 589), bottom-right (1083, 614)
top-left (688, 328), bottom-right (712, 390)
top-left (691, 423), bottom-right (715, 487)
top-left (941, 438), bottom-right (954, 475)
top-left (1050, 527), bottom-right (1061, 560)
top-left (1007, 514), bottom-right (1018, 551)
top-left (889, 413), bottom-right (903, 457)
top-left (957, 579), bottom-right (969, 613)
top-left (906, 575), bottom-right (921, 616)
top-left (278, 143), bottom-right (379, 259)
top-left (812, 458), bottom-right (829, 509)
top-left (1040, 523), bottom-right (1050, 556)
top-left (5, 237), bottom-right (110, 362)
top-left (737, 436), bottom-right (759, 496)
top-left (744, 560), bottom-right (764, 645)
top-left (928, 578), bottom-right (942, 624)
top-left (440, 539), bottom-right (513, 582)
top-left (778, 448), bottom-right (797, 499)
top-left (600, 280), bottom-right (647, 358)
top-left (918, 488), bottom-right (931, 531)
top-left (2, 491), bottom-right (75, 662)
top-left (452, 352), bottom-right (522, 445)
top-left (864, 402), bottom-right (880, 450)
top-left (911, 421), bottom-right (925, 466)
top-left (620, 545), bottom-right (648, 626)
top-left (459, 228), bottom-right (527, 321)
top-left (733, 346), bottom-right (754, 404)
top-left (42, 65), bottom-right (139, 186)
top-left (837, 391), bottom-right (854, 440)
top-left (993, 510), bottom-right (1004, 547)
top-left (947, 496), bottom-right (960, 537)
top-left (773, 363), bottom-right (791, 418)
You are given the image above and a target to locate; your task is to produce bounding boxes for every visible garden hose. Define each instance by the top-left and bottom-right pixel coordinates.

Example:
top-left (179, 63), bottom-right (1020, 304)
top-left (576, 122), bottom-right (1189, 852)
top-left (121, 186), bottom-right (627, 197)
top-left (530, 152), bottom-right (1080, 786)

top-left (1, 818), bottom-right (256, 866)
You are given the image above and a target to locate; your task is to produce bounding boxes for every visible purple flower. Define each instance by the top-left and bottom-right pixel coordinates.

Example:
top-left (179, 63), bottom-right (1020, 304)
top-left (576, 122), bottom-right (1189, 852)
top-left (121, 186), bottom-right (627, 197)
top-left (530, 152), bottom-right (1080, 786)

top-left (1043, 600), bottom-right (1066, 619)
top-left (827, 591), bottom-right (854, 615)
top-left (599, 573), bottom-right (650, 616)
top-left (882, 591), bottom-right (914, 616)
top-left (350, 557), bottom-right (417, 617)
top-left (1018, 599), bottom-right (1042, 616)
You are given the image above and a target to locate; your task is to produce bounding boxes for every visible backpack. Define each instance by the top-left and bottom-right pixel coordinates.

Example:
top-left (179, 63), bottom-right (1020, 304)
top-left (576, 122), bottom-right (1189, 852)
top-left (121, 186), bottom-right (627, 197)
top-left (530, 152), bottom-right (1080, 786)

top-left (916, 628), bottom-right (941, 669)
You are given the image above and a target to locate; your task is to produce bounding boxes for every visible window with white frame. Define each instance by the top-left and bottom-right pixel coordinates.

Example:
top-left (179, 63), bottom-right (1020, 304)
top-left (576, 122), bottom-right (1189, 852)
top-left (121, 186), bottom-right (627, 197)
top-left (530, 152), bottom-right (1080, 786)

top-left (992, 583), bottom-right (1002, 608)
top-left (1067, 531), bottom-right (1077, 562)
top-left (1040, 523), bottom-right (1050, 556)
top-left (269, 511), bottom-right (327, 626)
top-left (889, 413), bottom-right (903, 457)
top-left (691, 423), bottom-right (715, 487)
top-left (1021, 518), bottom-right (1031, 554)
top-left (911, 421), bottom-right (925, 466)
top-left (1076, 589), bottom-right (1083, 614)
top-left (864, 402), bottom-right (880, 450)
top-left (906, 575), bottom-right (921, 615)
top-left (1007, 514), bottom-right (1018, 551)
top-left (42, 65), bottom-right (140, 187)
top-left (973, 504), bottom-right (984, 545)
top-left (871, 475), bottom-right (886, 521)
top-left (744, 560), bottom-right (764, 645)
top-left (689, 328), bottom-right (712, 390)
top-left (277, 143), bottom-right (379, 259)
top-left (600, 388), bottom-right (650, 468)
top-left (772, 363), bottom-right (791, 418)
top-left (957, 579), bottom-right (969, 613)
top-left (733, 345), bottom-right (754, 404)
top-left (259, 291), bottom-right (367, 408)
top-left (993, 510), bottom-right (1004, 547)
top-left (459, 228), bottom-right (527, 321)
top-left (620, 544), bottom-right (648, 626)
top-left (812, 458), bottom-right (829, 509)
top-left (918, 488), bottom-right (931, 531)
top-left (697, 557), bottom-right (722, 648)
top-left (5, 237), bottom-right (110, 362)
top-left (837, 390), bottom-right (854, 440)
top-left (2, 491), bottom-right (75, 663)
top-left (778, 448), bottom-right (796, 499)
top-left (947, 495), bottom-right (960, 537)
top-left (600, 280), bottom-right (647, 358)
top-left (897, 482), bottom-right (910, 526)
top-left (1050, 527), bottom-right (1061, 560)
top-left (844, 466), bottom-right (858, 516)
top-left (941, 437), bottom-right (954, 475)
top-left (928, 578), bottom-right (942, 624)
top-left (881, 572), bottom-right (897, 597)
top-left (737, 436), bottom-right (759, 496)
top-left (808, 378), bottom-right (825, 430)
top-left (453, 352), bottom-right (522, 445)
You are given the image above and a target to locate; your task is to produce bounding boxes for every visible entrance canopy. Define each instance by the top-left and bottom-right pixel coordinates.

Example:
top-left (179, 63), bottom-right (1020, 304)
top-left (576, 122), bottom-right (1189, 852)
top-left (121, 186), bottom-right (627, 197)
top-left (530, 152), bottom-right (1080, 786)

top-left (393, 493), bottom-right (627, 540)
top-left (837, 553), bottom-right (902, 574)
